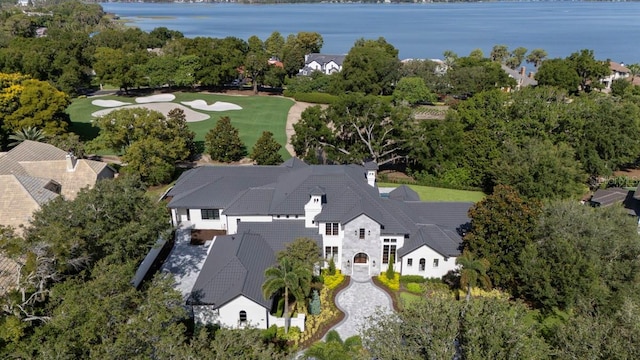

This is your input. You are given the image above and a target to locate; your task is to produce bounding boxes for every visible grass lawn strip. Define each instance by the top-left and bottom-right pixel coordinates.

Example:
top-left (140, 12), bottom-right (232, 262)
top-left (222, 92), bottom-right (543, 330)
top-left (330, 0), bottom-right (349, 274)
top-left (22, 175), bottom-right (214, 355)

top-left (378, 182), bottom-right (485, 202)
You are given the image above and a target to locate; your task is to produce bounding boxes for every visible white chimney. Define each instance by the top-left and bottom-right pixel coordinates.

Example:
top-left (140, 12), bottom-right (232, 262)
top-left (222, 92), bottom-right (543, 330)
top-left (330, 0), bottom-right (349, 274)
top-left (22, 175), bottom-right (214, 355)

top-left (304, 187), bottom-right (324, 228)
top-left (364, 161), bottom-right (379, 187)
top-left (66, 153), bottom-right (77, 172)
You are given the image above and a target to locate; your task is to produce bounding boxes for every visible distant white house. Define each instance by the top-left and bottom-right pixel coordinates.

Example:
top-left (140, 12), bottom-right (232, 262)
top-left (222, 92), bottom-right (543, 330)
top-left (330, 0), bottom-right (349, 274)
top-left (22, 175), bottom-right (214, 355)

top-left (299, 54), bottom-right (346, 75)
top-left (601, 61), bottom-right (630, 90)
top-left (163, 159), bottom-right (471, 329)
top-left (17, 0), bottom-right (30, 6)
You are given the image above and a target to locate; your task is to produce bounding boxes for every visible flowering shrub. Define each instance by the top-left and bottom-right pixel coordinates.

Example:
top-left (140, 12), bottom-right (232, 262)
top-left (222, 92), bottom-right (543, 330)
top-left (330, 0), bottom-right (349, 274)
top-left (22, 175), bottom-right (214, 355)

top-left (293, 286), bottom-right (341, 348)
top-left (377, 272), bottom-right (400, 291)
top-left (323, 270), bottom-right (345, 290)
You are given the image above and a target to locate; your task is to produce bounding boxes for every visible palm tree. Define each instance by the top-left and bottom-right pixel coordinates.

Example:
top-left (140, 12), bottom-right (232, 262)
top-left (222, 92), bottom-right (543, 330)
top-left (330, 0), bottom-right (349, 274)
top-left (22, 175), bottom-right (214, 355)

top-left (262, 256), bottom-right (311, 333)
top-left (9, 126), bottom-right (47, 147)
top-left (456, 251), bottom-right (491, 303)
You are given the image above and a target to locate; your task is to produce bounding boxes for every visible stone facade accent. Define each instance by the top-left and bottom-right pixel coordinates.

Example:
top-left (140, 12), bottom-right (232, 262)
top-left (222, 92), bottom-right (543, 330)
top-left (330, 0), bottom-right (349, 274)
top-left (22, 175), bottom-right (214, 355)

top-left (341, 215), bottom-right (382, 276)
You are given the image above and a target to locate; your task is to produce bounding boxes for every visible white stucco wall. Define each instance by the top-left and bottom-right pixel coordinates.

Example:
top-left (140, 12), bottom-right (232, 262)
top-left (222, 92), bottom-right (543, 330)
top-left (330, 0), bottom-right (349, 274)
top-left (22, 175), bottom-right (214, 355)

top-left (191, 208), bottom-right (227, 230)
top-left (173, 208), bottom-right (227, 230)
top-left (400, 245), bottom-right (458, 278)
top-left (227, 215), bottom-right (273, 234)
top-left (216, 296), bottom-right (271, 329)
top-left (193, 296), bottom-right (305, 331)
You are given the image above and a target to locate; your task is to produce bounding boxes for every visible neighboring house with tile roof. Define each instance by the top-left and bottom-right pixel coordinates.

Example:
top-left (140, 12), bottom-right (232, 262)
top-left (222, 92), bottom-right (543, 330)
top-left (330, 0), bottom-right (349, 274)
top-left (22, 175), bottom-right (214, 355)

top-left (601, 61), bottom-right (630, 90)
top-left (0, 140), bottom-right (115, 295)
top-left (0, 140), bottom-right (115, 214)
top-left (164, 159), bottom-right (471, 329)
top-left (299, 53), bottom-right (346, 76)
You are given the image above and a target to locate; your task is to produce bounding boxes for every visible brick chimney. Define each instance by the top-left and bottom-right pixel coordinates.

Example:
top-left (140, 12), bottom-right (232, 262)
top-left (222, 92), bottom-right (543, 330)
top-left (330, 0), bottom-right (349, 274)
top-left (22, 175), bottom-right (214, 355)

top-left (520, 66), bottom-right (526, 77)
top-left (66, 153), bottom-right (77, 172)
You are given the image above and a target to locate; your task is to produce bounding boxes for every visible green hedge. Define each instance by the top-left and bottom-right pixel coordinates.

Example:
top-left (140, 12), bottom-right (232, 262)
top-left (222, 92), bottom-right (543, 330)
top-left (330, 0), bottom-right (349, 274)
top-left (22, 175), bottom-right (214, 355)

top-left (283, 91), bottom-right (339, 104)
top-left (400, 275), bottom-right (427, 284)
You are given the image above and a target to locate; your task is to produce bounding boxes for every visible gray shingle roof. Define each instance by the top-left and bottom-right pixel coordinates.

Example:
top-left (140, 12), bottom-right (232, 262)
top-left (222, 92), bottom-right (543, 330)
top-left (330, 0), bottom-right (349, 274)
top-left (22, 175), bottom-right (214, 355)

top-left (402, 202), bottom-right (473, 231)
top-left (190, 221), bottom-right (322, 309)
top-left (190, 232), bottom-right (274, 308)
top-left (590, 188), bottom-right (631, 207)
top-left (388, 185), bottom-right (420, 201)
top-left (224, 188), bottom-right (275, 216)
top-left (305, 53), bottom-right (346, 66)
top-left (167, 166), bottom-right (290, 209)
top-left (398, 224), bottom-right (463, 258)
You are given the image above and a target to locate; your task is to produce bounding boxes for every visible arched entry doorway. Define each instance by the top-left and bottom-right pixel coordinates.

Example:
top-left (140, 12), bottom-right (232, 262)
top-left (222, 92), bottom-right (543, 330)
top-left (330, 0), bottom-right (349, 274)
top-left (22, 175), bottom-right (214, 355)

top-left (354, 252), bottom-right (368, 264)
top-left (351, 252), bottom-right (370, 278)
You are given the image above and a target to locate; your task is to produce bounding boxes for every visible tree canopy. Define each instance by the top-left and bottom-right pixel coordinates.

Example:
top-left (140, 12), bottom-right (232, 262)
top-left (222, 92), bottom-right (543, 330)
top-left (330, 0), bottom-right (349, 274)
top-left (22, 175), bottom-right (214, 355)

top-left (91, 107), bottom-right (194, 184)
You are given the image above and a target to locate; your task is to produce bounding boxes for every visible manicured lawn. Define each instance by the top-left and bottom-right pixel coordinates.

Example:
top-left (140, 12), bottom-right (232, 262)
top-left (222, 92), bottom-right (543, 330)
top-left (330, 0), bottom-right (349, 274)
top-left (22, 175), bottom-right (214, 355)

top-left (378, 182), bottom-right (485, 202)
top-left (66, 92), bottom-right (294, 159)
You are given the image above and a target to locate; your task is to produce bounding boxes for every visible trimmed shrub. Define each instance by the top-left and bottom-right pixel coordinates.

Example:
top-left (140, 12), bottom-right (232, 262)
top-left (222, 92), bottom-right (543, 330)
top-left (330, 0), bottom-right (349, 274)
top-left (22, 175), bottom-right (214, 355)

top-left (328, 257), bottom-right (336, 276)
top-left (406, 282), bottom-right (422, 294)
top-left (323, 270), bottom-right (345, 290)
top-left (376, 272), bottom-right (400, 291)
top-left (385, 254), bottom-right (395, 280)
top-left (400, 275), bottom-right (427, 284)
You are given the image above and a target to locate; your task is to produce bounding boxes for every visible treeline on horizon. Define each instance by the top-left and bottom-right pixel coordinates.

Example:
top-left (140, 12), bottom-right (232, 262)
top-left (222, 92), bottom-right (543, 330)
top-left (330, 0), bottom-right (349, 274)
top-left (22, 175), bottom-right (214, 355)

top-left (79, 0), bottom-right (640, 3)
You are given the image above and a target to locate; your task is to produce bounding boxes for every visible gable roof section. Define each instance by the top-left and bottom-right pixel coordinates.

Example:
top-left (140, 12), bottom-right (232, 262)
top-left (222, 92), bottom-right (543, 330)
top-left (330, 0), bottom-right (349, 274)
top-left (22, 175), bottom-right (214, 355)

top-left (398, 224), bottom-right (463, 258)
top-left (388, 185), bottom-right (420, 201)
top-left (236, 221), bottom-right (322, 253)
top-left (224, 187), bottom-right (275, 216)
top-left (190, 232), bottom-right (274, 308)
top-left (14, 175), bottom-right (59, 205)
top-left (591, 187), bottom-right (630, 207)
top-left (280, 157), bottom-right (309, 169)
top-left (402, 201), bottom-right (472, 231)
top-left (305, 53), bottom-right (346, 66)
top-left (167, 166), bottom-right (290, 209)
top-left (190, 221), bottom-right (322, 309)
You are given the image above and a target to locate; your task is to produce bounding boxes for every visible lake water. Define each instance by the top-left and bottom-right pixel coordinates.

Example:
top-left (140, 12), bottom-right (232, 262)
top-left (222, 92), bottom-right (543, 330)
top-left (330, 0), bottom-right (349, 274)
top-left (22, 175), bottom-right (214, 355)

top-left (100, 2), bottom-right (640, 64)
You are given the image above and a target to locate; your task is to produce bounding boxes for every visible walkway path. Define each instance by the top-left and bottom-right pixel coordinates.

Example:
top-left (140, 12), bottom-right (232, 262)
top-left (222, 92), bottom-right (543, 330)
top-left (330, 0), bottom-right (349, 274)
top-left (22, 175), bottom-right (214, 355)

top-left (330, 266), bottom-right (393, 340)
top-left (284, 101), bottom-right (318, 156)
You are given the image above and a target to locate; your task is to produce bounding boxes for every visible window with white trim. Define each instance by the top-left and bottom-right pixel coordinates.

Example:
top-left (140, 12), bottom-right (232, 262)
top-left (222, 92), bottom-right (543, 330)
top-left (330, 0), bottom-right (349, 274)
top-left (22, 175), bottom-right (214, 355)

top-left (239, 310), bottom-right (247, 323)
top-left (419, 258), bottom-right (426, 271)
top-left (359, 228), bottom-right (365, 239)
top-left (407, 258), bottom-right (413, 267)
top-left (382, 239), bottom-right (397, 264)
top-left (201, 209), bottom-right (220, 220)
top-left (325, 246), bottom-right (339, 260)
top-left (433, 259), bottom-right (439, 268)
top-left (325, 223), bottom-right (339, 235)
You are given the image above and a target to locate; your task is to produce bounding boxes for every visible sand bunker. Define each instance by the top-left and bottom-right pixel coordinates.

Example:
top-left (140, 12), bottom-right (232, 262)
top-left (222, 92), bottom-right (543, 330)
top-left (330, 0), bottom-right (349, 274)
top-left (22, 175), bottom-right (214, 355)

top-left (91, 103), bottom-right (209, 122)
top-left (135, 94), bottom-right (176, 103)
top-left (91, 99), bottom-right (132, 107)
top-left (181, 100), bottom-right (242, 111)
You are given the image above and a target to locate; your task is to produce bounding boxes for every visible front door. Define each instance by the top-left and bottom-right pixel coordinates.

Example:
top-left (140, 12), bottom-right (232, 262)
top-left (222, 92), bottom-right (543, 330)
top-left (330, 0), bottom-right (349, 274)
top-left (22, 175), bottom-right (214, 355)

top-left (354, 252), bottom-right (368, 264)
